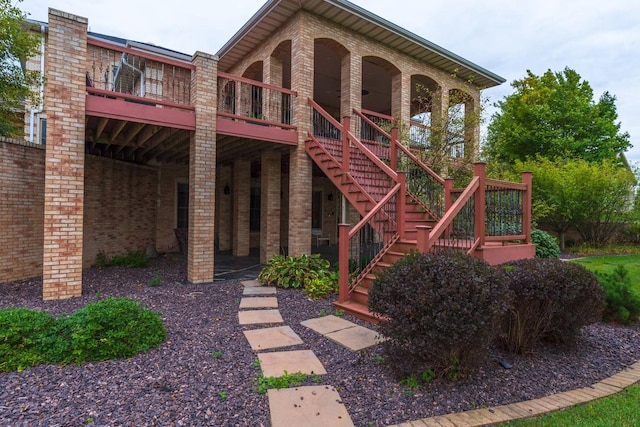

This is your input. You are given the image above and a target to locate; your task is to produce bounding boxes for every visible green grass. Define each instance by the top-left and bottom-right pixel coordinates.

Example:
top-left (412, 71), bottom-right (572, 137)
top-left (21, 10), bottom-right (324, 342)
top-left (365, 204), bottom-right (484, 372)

top-left (571, 254), bottom-right (640, 291)
top-left (502, 384), bottom-right (640, 426)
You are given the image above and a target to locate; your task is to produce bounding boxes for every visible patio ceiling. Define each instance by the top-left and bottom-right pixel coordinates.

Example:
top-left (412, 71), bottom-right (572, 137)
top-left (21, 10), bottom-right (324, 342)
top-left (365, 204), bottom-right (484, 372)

top-left (216, 0), bottom-right (505, 89)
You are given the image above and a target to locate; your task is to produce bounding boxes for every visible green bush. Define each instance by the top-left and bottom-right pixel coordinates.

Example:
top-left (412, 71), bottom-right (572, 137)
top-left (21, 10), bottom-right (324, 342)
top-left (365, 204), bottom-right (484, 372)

top-left (500, 258), bottom-right (604, 354)
top-left (93, 251), bottom-right (149, 268)
top-left (303, 275), bottom-right (338, 300)
top-left (52, 297), bottom-right (166, 364)
top-left (258, 254), bottom-right (330, 289)
top-left (368, 252), bottom-right (510, 379)
top-left (599, 266), bottom-right (640, 325)
top-left (531, 229), bottom-right (560, 258)
top-left (0, 308), bottom-right (56, 372)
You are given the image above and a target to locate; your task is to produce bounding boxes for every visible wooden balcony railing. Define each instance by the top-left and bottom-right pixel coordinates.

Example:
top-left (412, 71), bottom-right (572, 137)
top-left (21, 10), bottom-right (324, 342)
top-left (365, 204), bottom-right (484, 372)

top-left (86, 38), bottom-right (193, 110)
top-left (217, 72), bottom-right (296, 130)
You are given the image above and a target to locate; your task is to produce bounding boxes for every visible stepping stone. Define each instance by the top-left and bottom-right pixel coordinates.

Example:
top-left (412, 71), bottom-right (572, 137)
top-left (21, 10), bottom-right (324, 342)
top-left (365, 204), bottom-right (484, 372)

top-left (241, 279), bottom-right (261, 287)
top-left (268, 385), bottom-right (354, 427)
top-left (239, 309), bottom-right (283, 325)
top-left (301, 315), bottom-right (357, 335)
top-left (244, 326), bottom-right (304, 351)
top-left (258, 350), bottom-right (327, 377)
top-left (325, 325), bottom-right (385, 351)
top-left (239, 297), bottom-right (278, 309)
top-left (243, 286), bottom-right (277, 296)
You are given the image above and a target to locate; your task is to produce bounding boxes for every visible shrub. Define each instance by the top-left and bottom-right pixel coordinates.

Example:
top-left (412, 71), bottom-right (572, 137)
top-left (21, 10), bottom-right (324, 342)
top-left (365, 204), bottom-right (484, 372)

top-left (500, 258), bottom-right (604, 354)
top-left (531, 229), bottom-right (560, 258)
top-left (599, 266), bottom-right (640, 325)
top-left (303, 275), bottom-right (338, 299)
top-left (52, 297), bottom-right (166, 364)
top-left (258, 254), bottom-right (330, 289)
top-left (0, 308), bottom-right (56, 372)
top-left (93, 251), bottom-right (149, 269)
top-left (368, 252), bottom-right (510, 379)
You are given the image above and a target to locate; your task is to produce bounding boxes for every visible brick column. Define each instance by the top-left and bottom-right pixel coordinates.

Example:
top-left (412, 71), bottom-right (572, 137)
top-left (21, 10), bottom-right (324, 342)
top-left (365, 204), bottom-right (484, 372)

top-left (42, 9), bottom-right (88, 300)
top-left (392, 72), bottom-right (411, 125)
top-left (188, 51), bottom-right (217, 283)
top-left (260, 151), bottom-right (281, 263)
top-left (232, 159), bottom-right (250, 256)
top-left (216, 164), bottom-right (232, 251)
top-left (340, 52), bottom-right (361, 125)
top-left (288, 14), bottom-right (314, 256)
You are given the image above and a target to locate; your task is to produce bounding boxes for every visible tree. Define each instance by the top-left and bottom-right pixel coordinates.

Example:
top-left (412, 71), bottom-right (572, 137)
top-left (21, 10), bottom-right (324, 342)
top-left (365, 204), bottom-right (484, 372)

top-left (511, 157), bottom-right (636, 249)
top-left (0, 0), bottom-right (41, 137)
top-left (484, 67), bottom-right (631, 165)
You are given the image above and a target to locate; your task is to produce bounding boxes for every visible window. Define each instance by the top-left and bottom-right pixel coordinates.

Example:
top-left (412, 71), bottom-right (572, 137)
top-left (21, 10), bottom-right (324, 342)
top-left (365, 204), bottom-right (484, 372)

top-left (39, 118), bottom-right (47, 145)
top-left (176, 183), bottom-right (189, 228)
top-left (312, 190), bottom-right (322, 230)
top-left (250, 186), bottom-right (260, 231)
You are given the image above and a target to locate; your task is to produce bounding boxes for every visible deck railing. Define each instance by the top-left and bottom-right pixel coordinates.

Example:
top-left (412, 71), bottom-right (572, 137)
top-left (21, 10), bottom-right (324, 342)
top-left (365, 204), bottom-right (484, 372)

top-left (87, 38), bottom-right (193, 108)
top-left (217, 72), bottom-right (296, 130)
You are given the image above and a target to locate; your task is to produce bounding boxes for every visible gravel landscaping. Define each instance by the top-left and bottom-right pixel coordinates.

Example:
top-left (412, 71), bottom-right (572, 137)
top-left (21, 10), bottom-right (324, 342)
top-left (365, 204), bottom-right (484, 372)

top-left (1, 256), bottom-right (639, 427)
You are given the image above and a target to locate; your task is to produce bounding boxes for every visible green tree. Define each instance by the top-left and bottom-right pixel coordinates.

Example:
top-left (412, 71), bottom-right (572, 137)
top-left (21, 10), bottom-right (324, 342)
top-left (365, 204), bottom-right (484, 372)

top-left (484, 67), bottom-right (630, 165)
top-left (0, 0), bottom-right (41, 137)
top-left (511, 157), bottom-right (636, 249)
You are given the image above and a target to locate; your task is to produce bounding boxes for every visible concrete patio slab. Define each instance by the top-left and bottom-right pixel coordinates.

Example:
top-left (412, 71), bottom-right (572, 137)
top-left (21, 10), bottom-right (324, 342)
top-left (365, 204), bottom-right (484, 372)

top-left (241, 279), bottom-right (262, 287)
top-left (268, 385), bottom-right (354, 427)
top-left (243, 286), bottom-right (277, 296)
top-left (239, 297), bottom-right (278, 309)
top-left (243, 326), bottom-right (304, 351)
top-left (239, 309), bottom-right (283, 325)
top-left (301, 315), bottom-right (358, 335)
top-left (325, 325), bottom-right (385, 351)
top-left (258, 349), bottom-right (327, 377)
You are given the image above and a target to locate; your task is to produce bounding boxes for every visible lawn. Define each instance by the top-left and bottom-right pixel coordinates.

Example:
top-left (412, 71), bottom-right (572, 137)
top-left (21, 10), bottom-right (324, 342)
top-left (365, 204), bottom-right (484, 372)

top-left (571, 254), bottom-right (640, 291)
top-left (503, 384), bottom-right (640, 426)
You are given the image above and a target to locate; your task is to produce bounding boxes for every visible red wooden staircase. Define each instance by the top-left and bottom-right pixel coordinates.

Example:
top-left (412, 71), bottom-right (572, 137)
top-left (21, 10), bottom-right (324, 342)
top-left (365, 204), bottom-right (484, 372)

top-left (305, 99), bottom-right (535, 323)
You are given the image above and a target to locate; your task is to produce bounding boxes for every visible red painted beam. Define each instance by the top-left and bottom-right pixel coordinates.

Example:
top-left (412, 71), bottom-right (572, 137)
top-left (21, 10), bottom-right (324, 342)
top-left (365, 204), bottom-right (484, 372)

top-left (85, 95), bottom-right (196, 130)
top-left (216, 117), bottom-right (298, 145)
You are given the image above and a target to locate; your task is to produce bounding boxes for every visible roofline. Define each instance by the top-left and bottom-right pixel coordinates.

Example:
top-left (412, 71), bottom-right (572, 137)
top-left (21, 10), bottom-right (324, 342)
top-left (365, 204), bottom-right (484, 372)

top-left (216, 0), bottom-right (506, 86)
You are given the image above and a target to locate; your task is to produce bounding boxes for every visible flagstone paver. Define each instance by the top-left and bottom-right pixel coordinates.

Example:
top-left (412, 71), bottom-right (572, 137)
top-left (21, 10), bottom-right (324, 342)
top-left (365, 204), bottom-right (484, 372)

top-left (239, 297), bottom-right (278, 309)
top-left (325, 324), bottom-right (385, 351)
top-left (243, 286), bottom-right (277, 296)
top-left (243, 326), bottom-right (304, 351)
top-left (258, 350), bottom-right (327, 377)
top-left (301, 315), bottom-right (358, 334)
top-left (268, 385), bottom-right (354, 427)
top-left (239, 309), bottom-right (284, 325)
top-left (240, 279), bottom-right (261, 287)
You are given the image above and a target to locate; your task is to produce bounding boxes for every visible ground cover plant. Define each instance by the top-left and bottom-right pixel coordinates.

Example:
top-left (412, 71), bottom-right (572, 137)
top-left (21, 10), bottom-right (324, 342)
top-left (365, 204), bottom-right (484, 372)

top-left (0, 297), bottom-right (165, 371)
top-left (258, 254), bottom-right (337, 299)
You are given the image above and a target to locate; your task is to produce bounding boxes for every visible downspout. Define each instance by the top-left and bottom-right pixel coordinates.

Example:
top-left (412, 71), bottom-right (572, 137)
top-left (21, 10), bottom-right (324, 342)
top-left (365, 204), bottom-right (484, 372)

top-left (29, 24), bottom-right (45, 144)
top-left (120, 54), bottom-right (145, 97)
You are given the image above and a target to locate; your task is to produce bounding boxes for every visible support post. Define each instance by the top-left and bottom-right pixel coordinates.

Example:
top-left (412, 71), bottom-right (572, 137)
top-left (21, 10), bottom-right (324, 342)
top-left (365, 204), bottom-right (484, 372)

top-left (444, 178), bottom-right (454, 212)
top-left (397, 172), bottom-right (406, 240)
top-left (342, 116), bottom-right (351, 173)
top-left (474, 162), bottom-right (486, 248)
top-left (416, 225), bottom-right (432, 253)
top-left (522, 171), bottom-right (533, 244)
top-left (390, 127), bottom-right (399, 171)
top-left (338, 223), bottom-right (350, 303)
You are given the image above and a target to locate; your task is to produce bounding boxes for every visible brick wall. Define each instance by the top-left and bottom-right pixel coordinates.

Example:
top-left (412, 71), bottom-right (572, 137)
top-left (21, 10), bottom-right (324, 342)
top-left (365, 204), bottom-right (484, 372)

top-left (83, 156), bottom-right (158, 267)
top-left (0, 139), bottom-right (45, 282)
top-left (156, 163), bottom-right (189, 253)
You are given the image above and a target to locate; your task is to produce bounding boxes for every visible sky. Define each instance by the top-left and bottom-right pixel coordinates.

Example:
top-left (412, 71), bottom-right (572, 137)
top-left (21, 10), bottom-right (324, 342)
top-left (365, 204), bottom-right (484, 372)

top-left (21, 0), bottom-right (640, 164)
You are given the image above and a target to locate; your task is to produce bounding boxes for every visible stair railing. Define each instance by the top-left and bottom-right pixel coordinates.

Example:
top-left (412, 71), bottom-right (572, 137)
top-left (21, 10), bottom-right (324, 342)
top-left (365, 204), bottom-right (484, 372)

top-left (354, 109), bottom-right (446, 218)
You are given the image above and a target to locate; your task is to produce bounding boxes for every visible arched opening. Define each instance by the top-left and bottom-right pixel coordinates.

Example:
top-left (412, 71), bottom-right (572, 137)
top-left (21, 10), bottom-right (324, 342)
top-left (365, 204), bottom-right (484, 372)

top-left (314, 39), bottom-right (348, 119)
top-left (410, 74), bottom-right (440, 148)
top-left (361, 56), bottom-right (399, 116)
top-left (241, 61), bottom-right (264, 118)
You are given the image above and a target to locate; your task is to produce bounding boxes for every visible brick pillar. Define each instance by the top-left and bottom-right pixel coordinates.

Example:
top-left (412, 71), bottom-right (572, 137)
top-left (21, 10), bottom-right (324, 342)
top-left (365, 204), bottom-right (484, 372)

top-left (217, 164), bottom-right (232, 251)
top-left (232, 159), bottom-right (250, 256)
top-left (340, 52), bottom-right (361, 129)
top-left (264, 55), bottom-right (284, 122)
top-left (260, 151), bottom-right (281, 263)
top-left (187, 51), bottom-right (217, 283)
top-left (288, 14), bottom-right (314, 256)
top-left (42, 9), bottom-right (88, 300)
top-left (464, 93), bottom-right (480, 161)
top-left (392, 72), bottom-right (411, 125)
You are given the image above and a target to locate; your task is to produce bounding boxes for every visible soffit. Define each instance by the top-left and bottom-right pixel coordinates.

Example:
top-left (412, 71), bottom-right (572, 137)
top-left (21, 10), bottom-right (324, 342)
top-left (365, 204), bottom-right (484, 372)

top-left (216, 0), bottom-right (505, 89)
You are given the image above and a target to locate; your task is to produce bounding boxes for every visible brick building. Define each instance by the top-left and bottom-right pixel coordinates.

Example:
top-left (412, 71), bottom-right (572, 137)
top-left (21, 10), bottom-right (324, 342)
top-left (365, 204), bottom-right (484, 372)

top-left (2, 0), bottom-right (533, 317)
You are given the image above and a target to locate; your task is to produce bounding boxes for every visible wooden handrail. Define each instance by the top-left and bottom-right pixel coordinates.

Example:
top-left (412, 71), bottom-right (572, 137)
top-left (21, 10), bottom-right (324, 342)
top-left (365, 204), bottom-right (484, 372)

top-left (485, 178), bottom-right (527, 190)
top-left (347, 184), bottom-right (401, 239)
top-left (86, 87), bottom-right (195, 110)
top-left (308, 98), bottom-right (343, 130)
top-left (219, 72), bottom-right (298, 96)
top-left (361, 109), bottom-right (396, 122)
top-left (353, 109), bottom-right (445, 185)
top-left (216, 111), bottom-right (297, 130)
top-left (88, 38), bottom-right (195, 70)
top-left (426, 176), bottom-right (480, 250)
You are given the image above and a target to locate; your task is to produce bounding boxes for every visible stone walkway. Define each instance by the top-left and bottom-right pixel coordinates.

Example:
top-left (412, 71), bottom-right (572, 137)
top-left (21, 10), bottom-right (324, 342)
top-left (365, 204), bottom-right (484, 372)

top-left (239, 279), bottom-right (380, 427)
top-left (238, 279), bottom-right (640, 427)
